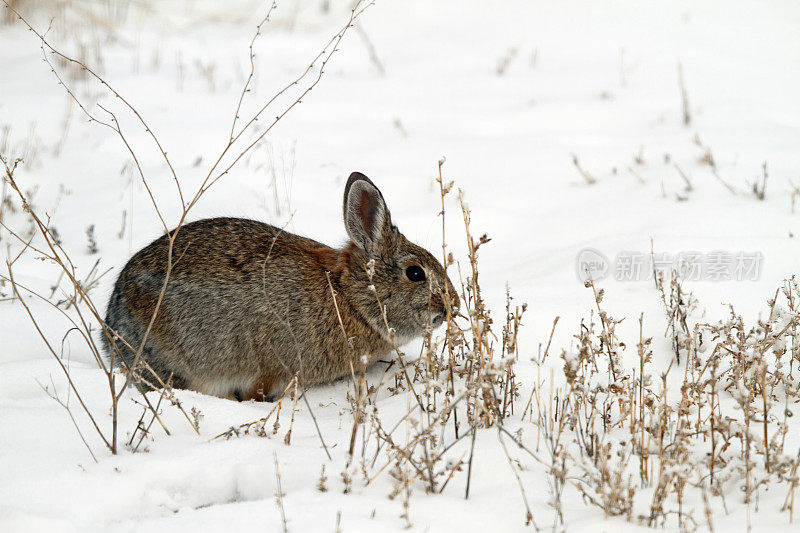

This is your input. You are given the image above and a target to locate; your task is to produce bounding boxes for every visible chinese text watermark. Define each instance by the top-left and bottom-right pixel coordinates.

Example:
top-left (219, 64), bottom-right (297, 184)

top-left (576, 249), bottom-right (763, 283)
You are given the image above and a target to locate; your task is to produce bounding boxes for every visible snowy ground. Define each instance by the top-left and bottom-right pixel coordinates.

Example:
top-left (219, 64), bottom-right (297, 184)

top-left (1, 0), bottom-right (799, 531)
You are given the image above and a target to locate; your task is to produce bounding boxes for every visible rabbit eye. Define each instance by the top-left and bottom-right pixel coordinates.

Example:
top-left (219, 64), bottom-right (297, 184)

top-left (405, 265), bottom-right (426, 282)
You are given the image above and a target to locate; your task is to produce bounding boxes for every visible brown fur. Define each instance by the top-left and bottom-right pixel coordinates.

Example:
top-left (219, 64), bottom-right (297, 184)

top-left (239, 375), bottom-right (277, 401)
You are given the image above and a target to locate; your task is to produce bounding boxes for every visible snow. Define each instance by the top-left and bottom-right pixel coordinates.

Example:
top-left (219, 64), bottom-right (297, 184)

top-left (1, 0), bottom-right (799, 531)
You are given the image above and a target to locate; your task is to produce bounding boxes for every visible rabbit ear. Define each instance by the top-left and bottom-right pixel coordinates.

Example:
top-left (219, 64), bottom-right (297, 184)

top-left (343, 172), bottom-right (391, 255)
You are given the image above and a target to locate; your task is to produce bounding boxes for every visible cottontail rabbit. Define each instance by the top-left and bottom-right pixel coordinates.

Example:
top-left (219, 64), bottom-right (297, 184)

top-left (102, 172), bottom-right (458, 400)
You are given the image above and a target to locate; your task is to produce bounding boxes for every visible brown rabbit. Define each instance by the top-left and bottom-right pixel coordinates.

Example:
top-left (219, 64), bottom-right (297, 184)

top-left (102, 172), bottom-right (458, 400)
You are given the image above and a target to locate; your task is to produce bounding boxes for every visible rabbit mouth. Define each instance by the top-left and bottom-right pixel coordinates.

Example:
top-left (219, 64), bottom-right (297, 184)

top-left (418, 310), bottom-right (445, 329)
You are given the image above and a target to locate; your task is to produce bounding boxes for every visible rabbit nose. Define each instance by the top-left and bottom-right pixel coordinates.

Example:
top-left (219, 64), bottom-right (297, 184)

top-left (430, 294), bottom-right (456, 319)
top-left (435, 284), bottom-right (459, 310)
top-left (445, 284), bottom-right (460, 311)
top-left (447, 294), bottom-right (460, 315)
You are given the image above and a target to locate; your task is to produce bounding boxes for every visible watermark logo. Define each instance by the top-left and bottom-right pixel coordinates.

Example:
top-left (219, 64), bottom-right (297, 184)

top-left (576, 248), bottom-right (610, 283)
top-left (576, 249), bottom-right (763, 283)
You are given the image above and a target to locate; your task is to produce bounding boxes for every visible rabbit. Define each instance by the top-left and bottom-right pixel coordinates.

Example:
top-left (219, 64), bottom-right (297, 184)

top-left (101, 172), bottom-right (459, 401)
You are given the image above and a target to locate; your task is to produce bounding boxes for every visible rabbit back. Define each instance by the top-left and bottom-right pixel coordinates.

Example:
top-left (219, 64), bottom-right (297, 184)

top-left (102, 217), bottom-right (386, 399)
